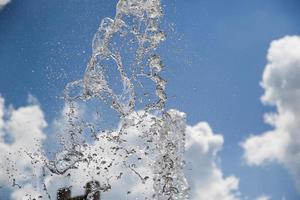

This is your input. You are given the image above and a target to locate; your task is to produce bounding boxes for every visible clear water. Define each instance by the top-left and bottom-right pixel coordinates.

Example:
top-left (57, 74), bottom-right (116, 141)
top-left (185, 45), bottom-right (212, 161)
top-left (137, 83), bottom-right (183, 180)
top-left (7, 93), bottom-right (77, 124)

top-left (3, 1), bottom-right (189, 199)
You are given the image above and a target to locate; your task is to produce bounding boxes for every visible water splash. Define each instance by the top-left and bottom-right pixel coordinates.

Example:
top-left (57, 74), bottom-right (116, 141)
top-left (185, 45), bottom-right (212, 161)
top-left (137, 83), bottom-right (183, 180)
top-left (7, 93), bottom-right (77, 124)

top-left (51, 0), bottom-right (188, 199)
top-left (3, 0), bottom-right (189, 199)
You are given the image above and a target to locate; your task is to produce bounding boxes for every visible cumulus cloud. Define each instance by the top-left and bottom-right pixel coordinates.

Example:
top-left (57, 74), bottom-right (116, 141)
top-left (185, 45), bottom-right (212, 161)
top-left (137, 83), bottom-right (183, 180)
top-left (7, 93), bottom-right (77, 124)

top-left (0, 0), bottom-right (10, 9)
top-left (186, 122), bottom-right (240, 200)
top-left (0, 95), bottom-right (47, 195)
top-left (242, 35), bottom-right (300, 192)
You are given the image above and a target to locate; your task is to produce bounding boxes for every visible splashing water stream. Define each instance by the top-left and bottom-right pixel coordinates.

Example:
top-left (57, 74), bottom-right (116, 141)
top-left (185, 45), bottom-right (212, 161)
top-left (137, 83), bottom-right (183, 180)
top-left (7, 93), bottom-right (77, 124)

top-left (3, 0), bottom-right (189, 199)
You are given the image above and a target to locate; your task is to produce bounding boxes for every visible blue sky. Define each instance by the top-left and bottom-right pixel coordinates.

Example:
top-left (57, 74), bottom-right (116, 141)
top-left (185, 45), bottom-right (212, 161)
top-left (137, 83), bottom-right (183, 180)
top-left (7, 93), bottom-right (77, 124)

top-left (0, 0), bottom-right (300, 199)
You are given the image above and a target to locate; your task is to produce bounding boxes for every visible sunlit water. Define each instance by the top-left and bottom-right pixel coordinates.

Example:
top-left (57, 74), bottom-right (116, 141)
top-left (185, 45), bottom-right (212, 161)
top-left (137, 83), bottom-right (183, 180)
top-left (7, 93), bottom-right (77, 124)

top-left (2, 0), bottom-right (189, 199)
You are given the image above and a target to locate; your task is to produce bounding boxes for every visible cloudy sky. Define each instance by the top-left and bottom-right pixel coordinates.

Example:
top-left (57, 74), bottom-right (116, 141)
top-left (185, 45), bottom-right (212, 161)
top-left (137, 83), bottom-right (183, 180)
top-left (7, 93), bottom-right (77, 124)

top-left (0, 0), bottom-right (300, 199)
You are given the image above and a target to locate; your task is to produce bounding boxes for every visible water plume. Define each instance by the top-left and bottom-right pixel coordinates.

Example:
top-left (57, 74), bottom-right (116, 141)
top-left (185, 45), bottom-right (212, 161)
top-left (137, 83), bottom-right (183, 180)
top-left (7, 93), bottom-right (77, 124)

top-left (3, 0), bottom-right (189, 199)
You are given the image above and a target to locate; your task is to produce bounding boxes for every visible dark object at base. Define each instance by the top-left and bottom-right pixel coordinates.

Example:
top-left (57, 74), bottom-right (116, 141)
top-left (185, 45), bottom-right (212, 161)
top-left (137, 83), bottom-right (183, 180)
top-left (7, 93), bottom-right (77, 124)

top-left (57, 181), bottom-right (100, 200)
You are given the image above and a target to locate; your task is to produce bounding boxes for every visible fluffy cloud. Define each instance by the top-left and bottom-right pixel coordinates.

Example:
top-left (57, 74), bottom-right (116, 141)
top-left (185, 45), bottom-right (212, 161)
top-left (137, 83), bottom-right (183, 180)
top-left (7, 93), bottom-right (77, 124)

top-left (0, 96), bottom-right (241, 199)
top-left (0, 95), bottom-right (47, 198)
top-left (242, 35), bottom-right (300, 192)
top-left (0, 0), bottom-right (10, 9)
top-left (186, 122), bottom-right (240, 200)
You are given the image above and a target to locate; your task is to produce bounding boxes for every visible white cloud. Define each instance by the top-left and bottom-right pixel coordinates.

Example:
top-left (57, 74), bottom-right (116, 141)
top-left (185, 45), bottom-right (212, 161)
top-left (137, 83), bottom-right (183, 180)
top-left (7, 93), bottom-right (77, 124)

top-left (186, 122), bottom-right (240, 200)
top-left (242, 35), bottom-right (300, 192)
top-left (0, 95), bottom-right (47, 194)
top-left (0, 0), bottom-right (10, 9)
